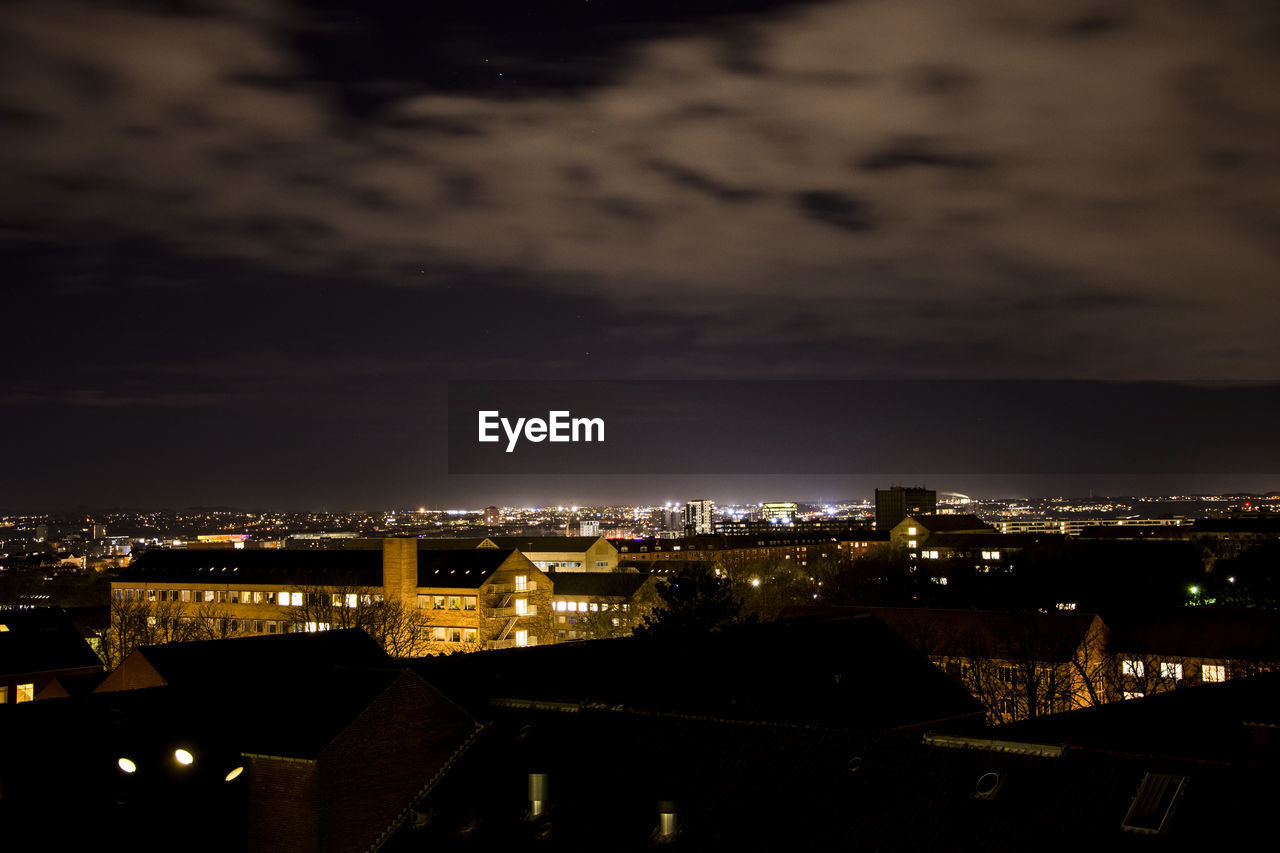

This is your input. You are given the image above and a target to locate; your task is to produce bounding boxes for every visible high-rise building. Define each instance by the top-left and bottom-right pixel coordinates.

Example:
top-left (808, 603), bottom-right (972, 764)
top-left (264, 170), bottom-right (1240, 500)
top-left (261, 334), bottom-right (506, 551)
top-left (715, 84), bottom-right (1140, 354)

top-left (875, 487), bottom-right (937, 531)
top-left (483, 506), bottom-right (501, 527)
top-left (579, 519), bottom-right (601, 536)
top-left (683, 499), bottom-right (715, 535)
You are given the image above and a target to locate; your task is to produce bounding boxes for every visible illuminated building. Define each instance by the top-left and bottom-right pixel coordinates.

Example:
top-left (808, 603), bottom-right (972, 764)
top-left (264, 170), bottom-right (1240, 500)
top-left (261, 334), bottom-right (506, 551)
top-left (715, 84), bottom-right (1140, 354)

top-left (111, 539), bottom-right (553, 654)
top-left (683, 499), bottom-right (715, 535)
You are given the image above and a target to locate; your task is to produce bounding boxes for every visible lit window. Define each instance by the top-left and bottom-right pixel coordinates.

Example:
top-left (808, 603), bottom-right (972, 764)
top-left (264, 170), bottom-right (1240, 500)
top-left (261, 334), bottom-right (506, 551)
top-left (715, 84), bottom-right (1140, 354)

top-left (514, 575), bottom-right (528, 592)
top-left (1122, 659), bottom-right (1144, 678)
top-left (463, 596), bottom-right (477, 611)
top-left (416, 594), bottom-right (431, 609)
top-left (449, 628), bottom-right (463, 643)
top-left (908, 527), bottom-right (917, 536)
top-left (1124, 691), bottom-right (1144, 701)
top-left (1159, 662), bottom-right (1183, 681)
top-left (343, 593), bottom-right (356, 608)
top-left (908, 540), bottom-right (917, 549)
top-left (1202, 664), bottom-right (1225, 683)
top-left (432, 627), bottom-right (446, 642)
top-left (180, 589), bottom-right (191, 602)
top-left (254, 591), bottom-right (263, 604)
top-left (589, 602), bottom-right (599, 612)
top-left (1056, 602), bottom-right (1077, 611)
top-left (463, 628), bottom-right (477, 642)
top-left (0, 686), bottom-right (7, 703)
top-left (515, 630), bottom-right (529, 647)
top-left (303, 621), bottom-right (330, 633)
top-left (16, 683), bottom-right (34, 703)
top-left (448, 596), bottom-right (462, 610)
top-left (515, 598), bottom-right (528, 615)
top-left (433, 595), bottom-right (446, 610)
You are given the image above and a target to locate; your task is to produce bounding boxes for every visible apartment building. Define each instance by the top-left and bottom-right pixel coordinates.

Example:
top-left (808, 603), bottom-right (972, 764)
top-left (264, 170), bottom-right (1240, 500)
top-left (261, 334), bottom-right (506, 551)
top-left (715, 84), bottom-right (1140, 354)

top-left (111, 539), bottom-right (553, 654)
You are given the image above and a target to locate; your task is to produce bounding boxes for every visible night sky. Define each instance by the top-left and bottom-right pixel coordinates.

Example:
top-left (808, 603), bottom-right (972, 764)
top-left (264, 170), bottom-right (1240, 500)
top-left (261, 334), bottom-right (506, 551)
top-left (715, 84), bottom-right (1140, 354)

top-left (3, 0), bottom-right (1279, 509)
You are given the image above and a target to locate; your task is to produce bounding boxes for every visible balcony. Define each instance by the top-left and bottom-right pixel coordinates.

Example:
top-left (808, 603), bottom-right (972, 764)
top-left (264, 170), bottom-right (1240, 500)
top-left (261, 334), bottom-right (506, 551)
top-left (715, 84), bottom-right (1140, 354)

top-left (487, 581), bottom-right (538, 594)
top-left (486, 636), bottom-right (539, 650)
top-left (485, 604), bottom-right (538, 619)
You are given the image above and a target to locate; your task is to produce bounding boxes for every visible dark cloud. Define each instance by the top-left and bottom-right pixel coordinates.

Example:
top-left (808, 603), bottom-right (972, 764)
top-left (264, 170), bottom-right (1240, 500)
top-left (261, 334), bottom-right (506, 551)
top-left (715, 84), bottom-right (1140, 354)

top-left (858, 137), bottom-right (994, 172)
top-left (641, 159), bottom-right (763, 204)
top-left (794, 191), bottom-right (875, 232)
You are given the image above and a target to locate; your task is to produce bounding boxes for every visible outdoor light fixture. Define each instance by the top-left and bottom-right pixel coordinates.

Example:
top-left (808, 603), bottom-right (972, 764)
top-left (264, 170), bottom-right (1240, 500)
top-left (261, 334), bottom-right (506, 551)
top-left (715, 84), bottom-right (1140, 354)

top-left (750, 578), bottom-right (761, 588)
top-left (117, 757), bottom-right (137, 774)
top-left (174, 748), bottom-right (194, 766)
top-left (224, 766), bottom-right (244, 782)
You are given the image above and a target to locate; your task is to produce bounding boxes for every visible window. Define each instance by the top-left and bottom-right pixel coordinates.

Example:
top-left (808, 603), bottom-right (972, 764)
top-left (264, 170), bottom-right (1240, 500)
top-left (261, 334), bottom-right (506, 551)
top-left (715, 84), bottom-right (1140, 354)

top-left (204, 590), bottom-right (215, 602)
top-left (1056, 602), bottom-right (1077, 611)
top-left (1122, 772), bottom-right (1187, 834)
top-left (147, 589), bottom-right (156, 602)
top-left (17, 683), bottom-right (34, 703)
top-left (180, 589), bottom-right (191, 602)
top-left (1202, 664), bottom-right (1225, 683)
top-left (596, 561), bottom-right (609, 567)
top-left (230, 591), bottom-right (240, 604)
top-left (304, 621), bottom-right (330, 633)
top-left (908, 527), bottom-right (917, 536)
top-left (463, 628), bottom-right (477, 642)
top-left (1123, 691), bottom-right (1144, 701)
top-left (554, 600), bottom-right (566, 612)
top-left (463, 596), bottom-right (477, 611)
top-left (1122, 659), bottom-right (1145, 678)
top-left (433, 595), bottom-right (446, 610)
top-left (432, 627), bottom-right (447, 642)
top-left (908, 540), bottom-right (917, 549)
top-left (1159, 662), bottom-right (1183, 681)
top-left (515, 598), bottom-right (528, 615)
top-left (449, 628), bottom-right (463, 643)
top-left (589, 602), bottom-right (599, 612)
top-left (515, 630), bottom-right (529, 647)
top-left (448, 596), bottom-right (462, 611)
top-left (922, 550), bottom-right (939, 559)
top-left (514, 575), bottom-right (528, 592)
top-left (417, 594), bottom-right (431, 609)
top-left (345, 594), bottom-right (358, 608)
top-left (267, 621), bottom-right (278, 634)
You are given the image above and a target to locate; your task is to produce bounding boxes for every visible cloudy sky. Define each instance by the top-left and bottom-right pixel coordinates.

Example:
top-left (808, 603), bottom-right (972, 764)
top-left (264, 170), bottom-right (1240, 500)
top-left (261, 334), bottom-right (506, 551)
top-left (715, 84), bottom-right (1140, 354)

top-left (2, 0), bottom-right (1278, 508)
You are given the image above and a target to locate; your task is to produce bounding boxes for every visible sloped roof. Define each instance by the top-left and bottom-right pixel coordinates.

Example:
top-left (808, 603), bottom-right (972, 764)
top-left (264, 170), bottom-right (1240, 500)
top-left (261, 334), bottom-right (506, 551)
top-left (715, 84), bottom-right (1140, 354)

top-left (1107, 608), bottom-right (1280, 660)
top-left (905, 515), bottom-right (995, 533)
top-left (119, 547), bottom-right (383, 586)
top-left (416, 548), bottom-right (520, 587)
top-left (0, 606), bottom-right (104, 678)
top-left (787, 605), bottom-right (1102, 662)
top-left (411, 612), bottom-right (981, 729)
top-left (546, 572), bottom-right (653, 598)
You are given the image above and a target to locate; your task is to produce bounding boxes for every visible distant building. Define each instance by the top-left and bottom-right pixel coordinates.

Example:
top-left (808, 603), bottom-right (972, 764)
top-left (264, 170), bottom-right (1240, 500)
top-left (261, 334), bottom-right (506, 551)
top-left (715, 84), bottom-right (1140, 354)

top-left (483, 506), bottom-right (501, 527)
top-left (415, 535), bottom-right (619, 572)
top-left (875, 487), bottom-right (937, 530)
top-left (683, 499), bottom-right (715, 535)
top-left (762, 502), bottom-right (798, 524)
top-left (579, 519), bottom-right (601, 536)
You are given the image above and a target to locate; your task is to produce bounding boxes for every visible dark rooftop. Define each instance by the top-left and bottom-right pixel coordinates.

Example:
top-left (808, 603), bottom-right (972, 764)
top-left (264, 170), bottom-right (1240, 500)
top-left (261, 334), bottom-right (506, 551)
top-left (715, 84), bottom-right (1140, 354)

top-left (119, 547), bottom-right (383, 586)
top-left (0, 606), bottom-right (104, 678)
top-left (546, 572), bottom-right (653, 598)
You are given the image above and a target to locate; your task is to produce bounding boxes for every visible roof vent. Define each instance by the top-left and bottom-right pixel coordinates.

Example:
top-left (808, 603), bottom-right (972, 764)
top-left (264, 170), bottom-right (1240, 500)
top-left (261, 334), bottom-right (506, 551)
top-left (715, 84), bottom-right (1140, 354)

top-left (971, 771), bottom-right (1003, 800)
top-left (1121, 772), bottom-right (1187, 834)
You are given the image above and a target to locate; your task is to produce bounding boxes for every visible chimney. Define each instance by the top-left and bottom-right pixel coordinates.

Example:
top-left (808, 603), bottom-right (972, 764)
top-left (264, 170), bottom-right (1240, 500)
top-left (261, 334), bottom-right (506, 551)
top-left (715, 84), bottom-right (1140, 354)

top-left (528, 772), bottom-right (548, 817)
top-left (381, 538), bottom-right (417, 607)
top-left (657, 800), bottom-right (677, 840)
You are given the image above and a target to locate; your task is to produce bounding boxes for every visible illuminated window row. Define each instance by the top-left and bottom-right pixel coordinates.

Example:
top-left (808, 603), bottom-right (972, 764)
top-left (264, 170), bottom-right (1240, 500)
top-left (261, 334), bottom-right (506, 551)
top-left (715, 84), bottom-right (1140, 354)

top-left (552, 601), bottom-right (628, 612)
top-left (416, 595), bottom-right (479, 611)
top-left (114, 588), bottom-right (383, 607)
top-left (431, 626), bottom-right (479, 643)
